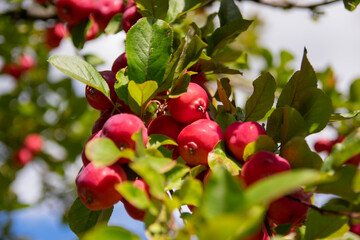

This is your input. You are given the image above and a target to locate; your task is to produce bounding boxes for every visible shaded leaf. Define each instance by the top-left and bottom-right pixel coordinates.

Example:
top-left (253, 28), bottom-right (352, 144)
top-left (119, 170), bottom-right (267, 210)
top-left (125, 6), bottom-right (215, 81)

top-left (244, 72), bottom-right (276, 122)
top-left (280, 137), bottom-right (322, 169)
top-left (218, 0), bottom-right (242, 27)
top-left (68, 198), bottom-right (112, 238)
top-left (243, 135), bottom-right (276, 161)
top-left (266, 106), bottom-right (308, 144)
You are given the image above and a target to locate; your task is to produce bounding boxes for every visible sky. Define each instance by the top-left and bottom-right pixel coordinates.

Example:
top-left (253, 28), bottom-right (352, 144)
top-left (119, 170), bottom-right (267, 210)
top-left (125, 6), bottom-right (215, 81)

top-left (6, 2), bottom-right (360, 240)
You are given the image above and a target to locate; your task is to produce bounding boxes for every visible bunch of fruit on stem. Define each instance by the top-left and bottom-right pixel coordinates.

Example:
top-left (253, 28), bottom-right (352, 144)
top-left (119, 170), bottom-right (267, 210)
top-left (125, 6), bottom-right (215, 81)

top-left (77, 55), bottom-right (314, 238)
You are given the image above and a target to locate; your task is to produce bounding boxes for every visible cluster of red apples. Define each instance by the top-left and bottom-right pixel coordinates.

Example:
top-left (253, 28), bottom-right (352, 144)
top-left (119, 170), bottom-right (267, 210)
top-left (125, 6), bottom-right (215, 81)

top-left (13, 134), bottom-right (43, 167)
top-left (77, 55), bottom-right (311, 238)
top-left (44, 0), bottom-right (141, 49)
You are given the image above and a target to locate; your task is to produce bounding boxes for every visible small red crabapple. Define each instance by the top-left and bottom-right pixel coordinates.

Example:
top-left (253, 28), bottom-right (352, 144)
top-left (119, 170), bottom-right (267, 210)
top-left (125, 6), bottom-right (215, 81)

top-left (76, 162), bottom-right (127, 211)
top-left (177, 119), bottom-right (223, 166)
top-left (168, 82), bottom-right (209, 124)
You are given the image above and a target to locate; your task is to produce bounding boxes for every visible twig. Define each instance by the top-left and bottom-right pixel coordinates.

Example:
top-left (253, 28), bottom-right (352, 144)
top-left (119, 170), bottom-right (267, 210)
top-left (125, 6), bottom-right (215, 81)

top-left (238, 0), bottom-right (341, 10)
top-left (288, 195), bottom-right (360, 220)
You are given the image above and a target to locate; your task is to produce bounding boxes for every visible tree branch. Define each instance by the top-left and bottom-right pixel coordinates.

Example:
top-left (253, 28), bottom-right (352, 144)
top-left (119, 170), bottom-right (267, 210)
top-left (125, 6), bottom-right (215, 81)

top-left (1, 4), bottom-right (58, 21)
top-left (238, 0), bottom-right (341, 10)
top-left (288, 195), bottom-right (360, 220)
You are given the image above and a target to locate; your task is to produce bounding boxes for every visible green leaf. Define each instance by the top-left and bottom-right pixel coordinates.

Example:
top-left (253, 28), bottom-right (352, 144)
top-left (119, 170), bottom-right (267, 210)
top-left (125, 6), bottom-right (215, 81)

top-left (330, 110), bottom-right (360, 121)
top-left (322, 128), bottom-right (360, 171)
top-left (116, 182), bottom-right (152, 210)
top-left (244, 72), bottom-right (276, 122)
top-left (135, 0), bottom-right (169, 19)
top-left (164, 163), bottom-right (190, 191)
top-left (83, 54), bottom-right (105, 66)
top-left (208, 141), bottom-right (241, 176)
top-left (293, 88), bottom-right (332, 134)
top-left (305, 201), bottom-right (350, 240)
top-left (70, 19), bottom-right (92, 49)
top-left (48, 55), bottom-right (110, 99)
top-left (243, 135), bottom-right (276, 161)
top-left (82, 225), bottom-right (140, 240)
top-left (148, 134), bottom-right (178, 149)
top-left (218, 0), bottom-right (242, 27)
top-left (266, 106), bottom-right (308, 144)
top-left (169, 72), bottom-right (191, 98)
top-left (85, 138), bottom-right (135, 168)
top-left (195, 207), bottom-right (265, 240)
top-left (104, 13), bottom-right (122, 34)
top-left (126, 17), bottom-right (173, 85)
top-left (199, 167), bottom-right (246, 219)
top-left (343, 0), bottom-right (360, 10)
top-left (165, 0), bottom-right (208, 22)
top-left (317, 165), bottom-right (360, 203)
top-left (197, 54), bottom-right (242, 74)
top-left (206, 18), bottom-right (252, 56)
top-left (214, 106), bottom-right (237, 133)
top-left (163, 28), bottom-right (207, 93)
top-left (244, 169), bottom-right (329, 207)
top-left (115, 69), bottom-right (130, 105)
top-left (277, 49), bottom-right (318, 108)
top-left (175, 178), bottom-right (203, 206)
top-left (130, 161), bottom-right (165, 199)
top-left (280, 137), bottom-right (322, 169)
top-left (68, 198), bottom-right (112, 237)
top-left (128, 80), bottom-right (158, 116)
top-left (350, 78), bottom-right (360, 102)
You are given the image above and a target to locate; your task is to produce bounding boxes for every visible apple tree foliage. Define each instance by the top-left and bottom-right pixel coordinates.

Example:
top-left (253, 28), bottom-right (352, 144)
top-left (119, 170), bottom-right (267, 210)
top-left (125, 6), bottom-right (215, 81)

top-left (1, 0), bottom-right (360, 239)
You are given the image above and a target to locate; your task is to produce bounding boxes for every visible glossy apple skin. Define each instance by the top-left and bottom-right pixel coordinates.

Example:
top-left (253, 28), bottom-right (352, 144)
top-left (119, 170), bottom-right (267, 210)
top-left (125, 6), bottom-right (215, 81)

top-left (56, 0), bottom-right (95, 25)
top-left (241, 151), bottom-right (291, 186)
top-left (24, 134), bottom-right (43, 154)
top-left (85, 70), bottom-right (118, 111)
top-left (82, 130), bottom-right (102, 166)
top-left (267, 189), bottom-right (311, 227)
top-left (225, 121), bottom-right (267, 162)
top-left (101, 113), bottom-right (148, 163)
top-left (177, 119), bottom-right (223, 166)
top-left (147, 115), bottom-right (183, 141)
top-left (168, 82), bottom-right (209, 124)
top-left (76, 162), bottom-right (127, 211)
top-left (123, 179), bottom-right (150, 221)
top-left (111, 53), bottom-right (127, 73)
top-left (122, 5), bottom-right (142, 33)
top-left (93, 0), bottom-right (125, 30)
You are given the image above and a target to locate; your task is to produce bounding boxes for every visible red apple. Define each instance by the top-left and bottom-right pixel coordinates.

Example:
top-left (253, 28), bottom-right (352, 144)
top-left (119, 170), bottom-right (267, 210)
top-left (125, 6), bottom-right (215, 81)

top-left (111, 53), bottom-right (127, 73)
top-left (225, 121), bottom-right (267, 161)
top-left (241, 151), bottom-right (291, 186)
top-left (123, 179), bottom-right (150, 221)
top-left (122, 5), bottom-right (142, 33)
top-left (56, 0), bottom-right (95, 25)
top-left (93, 0), bottom-right (125, 30)
top-left (177, 119), bottom-right (223, 166)
top-left (44, 23), bottom-right (68, 49)
top-left (76, 162), bottom-right (127, 210)
top-left (24, 134), bottom-right (43, 154)
top-left (13, 147), bottom-right (33, 166)
top-left (267, 189), bottom-right (311, 227)
top-left (168, 82), bottom-right (209, 124)
top-left (101, 113), bottom-right (148, 163)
